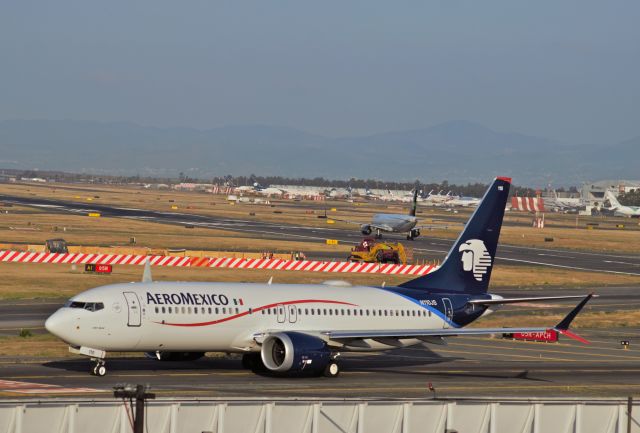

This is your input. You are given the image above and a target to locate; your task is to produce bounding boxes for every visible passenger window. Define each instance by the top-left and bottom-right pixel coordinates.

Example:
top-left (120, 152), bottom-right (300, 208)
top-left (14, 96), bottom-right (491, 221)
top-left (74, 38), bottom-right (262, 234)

top-left (347, 310), bottom-right (351, 316)
top-left (215, 307), bottom-right (219, 314)
top-left (188, 307), bottom-right (192, 314)
top-left (155, 307), bottom-right (159, 314)
top-left (305, 308), bottom-right (309, 315)
top-left (223, 308), bottom-right (227, 314)
top-left (329, 309), bottom-right (333, 316)
top-left (341, 309), bottom-right (345, 315)
top-left (372, 310), bottom-right (376, 316)
top-left (236, 308), bottom-right (239, 314)
top-left (323, 309), bottom-right (327, 315)
top-left (401, 311), bottom-right (405, 317)
top-left (384, 310), bottom-right (387, 317)
top-left (162, 307), bottom-right (166, 314)
top-left (194, 307), bottom-right (198, 314)
top-left (428, 310), bottom-right (431, 317)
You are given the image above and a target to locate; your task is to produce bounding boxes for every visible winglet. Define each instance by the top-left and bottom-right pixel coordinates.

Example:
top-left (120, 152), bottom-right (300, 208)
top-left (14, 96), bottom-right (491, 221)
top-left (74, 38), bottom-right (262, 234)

top-left (142, 258), bottom-right (153, 283)
top-left (553, 293), bottom-right (594, 343)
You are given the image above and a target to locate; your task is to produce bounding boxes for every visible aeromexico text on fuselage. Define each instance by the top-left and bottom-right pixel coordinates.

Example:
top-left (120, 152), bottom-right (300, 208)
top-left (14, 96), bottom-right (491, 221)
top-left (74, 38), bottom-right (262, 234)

top-left (144, 288), bottom-right (490, 328)
top-left (146, 292), bottom-right (241, 306)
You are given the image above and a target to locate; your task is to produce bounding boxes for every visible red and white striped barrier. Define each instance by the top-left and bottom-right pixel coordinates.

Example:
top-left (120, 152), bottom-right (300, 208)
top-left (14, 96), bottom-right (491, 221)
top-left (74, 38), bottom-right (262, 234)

top-left (511, 197), bottom-right (545, 212)
top-left (0, 250), bottom-right (436, 276)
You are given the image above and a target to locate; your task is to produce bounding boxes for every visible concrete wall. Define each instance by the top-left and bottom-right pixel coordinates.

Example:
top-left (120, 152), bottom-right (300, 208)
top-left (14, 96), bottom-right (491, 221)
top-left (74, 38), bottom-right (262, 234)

top-left (0, 398), bottom-right (637, 433)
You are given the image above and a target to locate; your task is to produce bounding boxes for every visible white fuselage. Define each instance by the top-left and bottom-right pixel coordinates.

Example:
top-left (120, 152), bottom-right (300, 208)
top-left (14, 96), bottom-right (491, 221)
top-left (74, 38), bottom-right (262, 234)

top-left (45, 282), bottom-right (451, 354)
top-left (371, 214), bottom-right (417, 233)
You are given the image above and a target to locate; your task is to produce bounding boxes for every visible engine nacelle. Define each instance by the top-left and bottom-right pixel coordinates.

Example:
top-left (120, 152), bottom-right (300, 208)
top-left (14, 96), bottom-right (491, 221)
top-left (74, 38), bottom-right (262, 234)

top-left (260, 332), bottom-right (332, 374)
top-left (145, 351), bottom-right (205, 362)
top-left (361, 225), bottom-right (372, 235)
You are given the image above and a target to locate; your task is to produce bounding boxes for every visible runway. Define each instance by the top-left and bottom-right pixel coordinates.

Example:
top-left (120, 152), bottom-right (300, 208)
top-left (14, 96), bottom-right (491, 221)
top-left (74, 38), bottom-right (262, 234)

top-left (2, 193), bottom-right (640, 276)
top-left (1, 290), bottom-right (639, 398)
top-left (0, 329), bottom-right (639, 398)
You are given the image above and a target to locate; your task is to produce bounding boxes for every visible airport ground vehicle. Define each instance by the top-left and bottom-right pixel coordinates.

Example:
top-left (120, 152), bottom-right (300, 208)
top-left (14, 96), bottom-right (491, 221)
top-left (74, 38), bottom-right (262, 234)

top-left (45, 238), bottom-right (68, 254)
top-left (348, 238), bottom-right (407, 264)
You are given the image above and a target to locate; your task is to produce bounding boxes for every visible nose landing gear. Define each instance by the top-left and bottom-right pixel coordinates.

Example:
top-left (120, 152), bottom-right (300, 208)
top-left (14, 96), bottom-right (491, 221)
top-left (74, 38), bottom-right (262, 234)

top-left (91, 359), bottom-right (107, 376)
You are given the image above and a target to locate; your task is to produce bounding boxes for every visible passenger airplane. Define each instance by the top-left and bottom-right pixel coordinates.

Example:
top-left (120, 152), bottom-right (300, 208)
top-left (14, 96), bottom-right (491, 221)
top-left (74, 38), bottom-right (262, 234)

top-left (334, 189), bottom-right (439, 240)
top-left (604, 190), bottom-right (640, 217)
top-left (45, 177), bottom-right (594, 378)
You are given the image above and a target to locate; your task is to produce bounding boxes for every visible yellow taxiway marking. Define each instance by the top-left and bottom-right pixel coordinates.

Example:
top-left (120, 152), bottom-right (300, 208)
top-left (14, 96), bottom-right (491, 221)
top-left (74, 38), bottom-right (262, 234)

top-left (2, 372), bottom-right (253, 380)
top-left (429, 347), bottom-right (640, 363)
top-left (453, 335), bottom-right (640, 354)
top-left (265, 383), bottom-right (640, 394)
top-left (446, 341), bottom-right (640, 361)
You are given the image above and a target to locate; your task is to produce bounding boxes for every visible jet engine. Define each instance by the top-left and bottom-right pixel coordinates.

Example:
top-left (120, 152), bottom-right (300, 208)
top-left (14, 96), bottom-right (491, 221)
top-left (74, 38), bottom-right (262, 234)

top-left (146, 351), bottom-right (205, 362)
top-left (361, 225), bottom-right (372, 235)
top-left (260, 332), bottom-right (337, 376)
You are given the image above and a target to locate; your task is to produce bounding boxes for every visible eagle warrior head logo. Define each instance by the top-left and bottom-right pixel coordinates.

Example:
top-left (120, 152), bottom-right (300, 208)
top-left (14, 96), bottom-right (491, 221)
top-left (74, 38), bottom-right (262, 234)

top-left (458, 239), bottom-right (492, 282)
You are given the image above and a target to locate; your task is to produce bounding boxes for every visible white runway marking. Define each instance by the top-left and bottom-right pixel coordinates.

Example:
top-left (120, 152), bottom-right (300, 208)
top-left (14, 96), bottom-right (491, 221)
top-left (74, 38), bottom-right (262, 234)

top-left (0, 379), bottom-right (104, 394)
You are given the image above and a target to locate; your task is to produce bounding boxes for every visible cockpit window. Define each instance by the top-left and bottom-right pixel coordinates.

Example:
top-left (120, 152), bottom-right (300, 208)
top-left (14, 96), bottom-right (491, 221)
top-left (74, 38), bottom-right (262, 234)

top-left (64, 301), bottom-right (104, 312)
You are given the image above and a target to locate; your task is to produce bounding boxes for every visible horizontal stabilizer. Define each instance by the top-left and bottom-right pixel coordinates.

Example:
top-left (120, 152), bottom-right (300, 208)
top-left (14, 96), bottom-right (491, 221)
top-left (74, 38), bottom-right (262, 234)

top-left (468, 294), bottom-right (597, 306)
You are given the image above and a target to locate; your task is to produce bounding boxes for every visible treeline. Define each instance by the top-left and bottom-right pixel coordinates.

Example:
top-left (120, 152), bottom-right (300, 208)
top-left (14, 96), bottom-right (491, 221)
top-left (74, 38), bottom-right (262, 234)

top-left (618, 189), bottom-right (640, 206)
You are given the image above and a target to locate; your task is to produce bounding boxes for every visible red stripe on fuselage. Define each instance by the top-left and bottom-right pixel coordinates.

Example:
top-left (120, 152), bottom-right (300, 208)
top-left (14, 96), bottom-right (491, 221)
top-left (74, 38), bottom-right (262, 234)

top-left (154, 299), bottom-right (358, 327)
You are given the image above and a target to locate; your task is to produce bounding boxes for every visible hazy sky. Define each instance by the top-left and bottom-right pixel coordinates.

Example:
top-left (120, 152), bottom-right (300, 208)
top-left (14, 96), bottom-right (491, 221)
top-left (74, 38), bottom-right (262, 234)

top-left (1, 1), bottom-right (639, 144)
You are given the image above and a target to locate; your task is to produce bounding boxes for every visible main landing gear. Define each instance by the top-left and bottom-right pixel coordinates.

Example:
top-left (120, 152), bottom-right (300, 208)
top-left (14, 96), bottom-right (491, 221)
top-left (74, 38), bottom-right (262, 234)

top-left (91, 359), bottom-right (107, 376)
top-left (323, 361), bottom-right (340, 378)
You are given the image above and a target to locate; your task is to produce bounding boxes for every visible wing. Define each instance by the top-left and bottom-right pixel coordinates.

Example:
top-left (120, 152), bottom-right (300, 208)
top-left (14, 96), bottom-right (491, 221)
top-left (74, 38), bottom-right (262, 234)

top-left (415, 224), bottom-right (450, 231)
top-left (323, 294), bottom-right (593, 345)
top-left (468, 294), bottom-right (596, 305)
top-left (330, 217), bottom-right (394, 233)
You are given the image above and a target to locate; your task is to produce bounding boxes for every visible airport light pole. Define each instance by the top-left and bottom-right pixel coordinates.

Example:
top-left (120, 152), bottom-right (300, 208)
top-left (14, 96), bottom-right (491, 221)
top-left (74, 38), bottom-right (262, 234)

top-left (114, 384), bottom-right (156, 433)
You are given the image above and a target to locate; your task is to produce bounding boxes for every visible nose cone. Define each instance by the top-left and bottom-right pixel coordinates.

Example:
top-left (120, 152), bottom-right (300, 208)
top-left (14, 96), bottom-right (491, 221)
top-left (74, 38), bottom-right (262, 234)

top-left (45, 310), bottom-right (72, 341)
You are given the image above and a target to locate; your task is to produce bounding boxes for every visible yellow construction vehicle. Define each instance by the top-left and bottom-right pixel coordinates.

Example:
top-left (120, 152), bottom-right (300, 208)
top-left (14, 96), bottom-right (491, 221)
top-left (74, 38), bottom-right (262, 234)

top-left (348, 238), bottom-right (407, 265)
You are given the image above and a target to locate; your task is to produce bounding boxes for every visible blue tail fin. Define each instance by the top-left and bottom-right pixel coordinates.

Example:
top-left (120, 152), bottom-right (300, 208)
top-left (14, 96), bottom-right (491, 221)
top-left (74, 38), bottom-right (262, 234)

top-left (399, 177), bottom-right (511, 294)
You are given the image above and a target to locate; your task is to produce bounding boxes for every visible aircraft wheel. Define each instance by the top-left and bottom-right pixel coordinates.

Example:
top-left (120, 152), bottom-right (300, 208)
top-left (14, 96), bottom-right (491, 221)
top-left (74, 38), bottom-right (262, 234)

top-left (323, 362), bottom-right (340, 378)
top-left (91, 365), bottom-right (97, 376)
top-left (96, 365), bottom-right (107, 377)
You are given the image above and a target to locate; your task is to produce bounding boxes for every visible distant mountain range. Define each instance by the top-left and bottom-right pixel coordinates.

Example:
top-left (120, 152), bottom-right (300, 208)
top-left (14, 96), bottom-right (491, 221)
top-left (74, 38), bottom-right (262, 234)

top-left (0, 119), bottom-right (637, 186)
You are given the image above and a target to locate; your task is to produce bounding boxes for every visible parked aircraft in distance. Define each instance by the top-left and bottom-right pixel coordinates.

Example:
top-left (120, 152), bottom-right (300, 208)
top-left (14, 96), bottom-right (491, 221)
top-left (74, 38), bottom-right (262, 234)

top-left (446, 195), bottom-right (481, 207)
top-left (604, 190), bottom-right (640, 217)
top-left (544, 190), bottom-right (584, 213)
top-left (45, 177), bottom-right (594, 378)
top-left (333, 189), bottom-right (442, 240)
top-left (420, 190), bottom-right (453, 207)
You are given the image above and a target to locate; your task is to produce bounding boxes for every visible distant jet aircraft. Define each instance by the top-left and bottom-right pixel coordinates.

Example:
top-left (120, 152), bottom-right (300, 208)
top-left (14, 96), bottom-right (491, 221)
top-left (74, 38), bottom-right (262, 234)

top-left (446, 195), bottom-right (481, 208)
top-left (335, 189), bottom-right (443, 240)
top-left (44, 177), bottom-right (594, 378)
top-left (420, 190), bottom-right (453, 207)
top-left (544, 190), bottom-right (584, 213)
top-left (604, 190), bottom-right (640, 217)
top-left (237, 182), bottom-right (284, 196)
